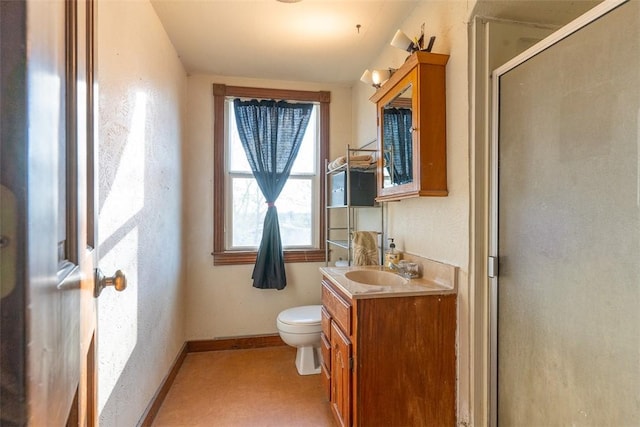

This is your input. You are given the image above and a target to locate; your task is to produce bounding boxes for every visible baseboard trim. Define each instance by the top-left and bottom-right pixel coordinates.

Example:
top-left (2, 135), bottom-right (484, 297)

top-left (138, 334), bottom-right (285, 426)
top-left (187, 334), bottom-right (286, 353)
top-left (137, 342), bottom-right (188, 427)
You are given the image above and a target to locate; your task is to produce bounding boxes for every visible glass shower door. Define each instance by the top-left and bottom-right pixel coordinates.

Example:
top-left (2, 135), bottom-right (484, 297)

top-left (495, 1), bottom-right (640, 424)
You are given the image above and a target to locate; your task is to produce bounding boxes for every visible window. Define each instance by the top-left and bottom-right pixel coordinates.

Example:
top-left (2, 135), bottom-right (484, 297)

top-left (227, 102), bottom-right (318, 248)
top-left (212, 84), bottom-right (330, 265)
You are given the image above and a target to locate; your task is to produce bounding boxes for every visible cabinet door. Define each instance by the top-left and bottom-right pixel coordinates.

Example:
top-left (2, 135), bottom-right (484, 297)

top-left (330, 321), bottom-right (352, 427)
top-left (372, 51), bottom-right (449, 201)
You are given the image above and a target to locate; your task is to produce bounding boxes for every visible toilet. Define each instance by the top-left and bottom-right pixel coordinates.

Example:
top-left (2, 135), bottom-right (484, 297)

top-left (276, 305), bottom-right (323, 375)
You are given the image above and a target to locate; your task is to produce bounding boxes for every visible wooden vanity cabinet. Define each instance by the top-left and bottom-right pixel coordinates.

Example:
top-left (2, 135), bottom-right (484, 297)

top-left (320, 277), bottom-right (457, 426)
top-left (321, 280), bottom-right (352, 426)
top-left (370, 51), bottom-right (449, 201)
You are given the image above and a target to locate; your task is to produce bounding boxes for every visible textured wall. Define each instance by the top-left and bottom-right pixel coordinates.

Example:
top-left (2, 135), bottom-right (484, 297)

top-left (183, 75), bottom-right (352, 339)
top-left (97, 1), bottom-right (186, 425)
top-left (353, 1), bottom-right (470, 268)
top-left (352, 1), bottom-right (473, 423)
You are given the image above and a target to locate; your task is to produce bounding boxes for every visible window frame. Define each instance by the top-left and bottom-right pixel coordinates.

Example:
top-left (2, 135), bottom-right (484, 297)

top-left (212, 84), bottom-right (329, 266)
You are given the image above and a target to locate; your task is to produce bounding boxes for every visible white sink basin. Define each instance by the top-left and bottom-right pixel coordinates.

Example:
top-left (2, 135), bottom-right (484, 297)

top-left (344, 270), bottom-right (407, 286)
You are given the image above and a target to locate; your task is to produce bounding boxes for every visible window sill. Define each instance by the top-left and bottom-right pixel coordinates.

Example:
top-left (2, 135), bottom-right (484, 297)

top-left (212, 249), bottom-right (326, 266)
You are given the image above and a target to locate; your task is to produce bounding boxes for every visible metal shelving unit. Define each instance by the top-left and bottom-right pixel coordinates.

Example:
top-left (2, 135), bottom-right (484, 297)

top-left (324, 144), bottom-right (384, 266)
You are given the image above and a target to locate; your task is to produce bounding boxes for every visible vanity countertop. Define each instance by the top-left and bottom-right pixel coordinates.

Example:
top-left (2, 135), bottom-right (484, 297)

top-left (319, 265), bottom-right (457, 300)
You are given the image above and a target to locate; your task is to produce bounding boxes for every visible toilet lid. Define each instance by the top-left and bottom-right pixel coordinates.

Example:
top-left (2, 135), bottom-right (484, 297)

top-left (278, 305), bottom-right (321, 326)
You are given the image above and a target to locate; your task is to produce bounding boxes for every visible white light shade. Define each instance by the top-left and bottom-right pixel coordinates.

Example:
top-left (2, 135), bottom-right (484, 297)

top-left (390, 29), bottom-right (413, 51)
top-left (372, 69), bottom-right (391, 86)
top-left (360, 69), bottom-right (373, 86)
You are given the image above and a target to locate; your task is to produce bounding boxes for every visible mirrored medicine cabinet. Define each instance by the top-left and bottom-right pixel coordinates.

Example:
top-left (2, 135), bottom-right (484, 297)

top-left (370, 51), bottom-right (449, 201)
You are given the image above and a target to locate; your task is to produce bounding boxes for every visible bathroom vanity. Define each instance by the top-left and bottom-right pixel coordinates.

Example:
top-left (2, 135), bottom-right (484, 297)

top-left (319, 261), bottom-right (457, 426)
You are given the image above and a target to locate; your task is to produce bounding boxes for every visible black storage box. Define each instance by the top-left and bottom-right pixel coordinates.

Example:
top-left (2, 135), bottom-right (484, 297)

top-left (330, 170), bottom-right (377, 206)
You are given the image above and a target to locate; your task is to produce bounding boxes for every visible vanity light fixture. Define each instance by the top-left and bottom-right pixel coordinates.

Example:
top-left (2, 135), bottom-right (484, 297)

top-left (390, 23), bottom-right (436, 53)
top-left (371, 69), bottom-right (392, 87)
top-left (360, 68), bottom-right (396, 89)
top-left (360, 69), bottom-right (373, 86)
top-left (360, 24), bottom-right (436, 90)
top-left (390, 29), bottom-right (418, 53)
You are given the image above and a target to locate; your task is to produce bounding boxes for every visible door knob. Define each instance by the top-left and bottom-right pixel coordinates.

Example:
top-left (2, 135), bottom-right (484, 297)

top-left (94, 268), bottom-right (127, 297)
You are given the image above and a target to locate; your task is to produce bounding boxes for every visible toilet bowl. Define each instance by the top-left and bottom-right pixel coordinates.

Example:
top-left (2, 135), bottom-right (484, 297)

top-left (276, 305), bottom-right (322, 375)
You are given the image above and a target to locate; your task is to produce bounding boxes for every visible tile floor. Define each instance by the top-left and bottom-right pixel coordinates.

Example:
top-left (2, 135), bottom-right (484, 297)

top-left (152, 346), bottom-right (336, 426)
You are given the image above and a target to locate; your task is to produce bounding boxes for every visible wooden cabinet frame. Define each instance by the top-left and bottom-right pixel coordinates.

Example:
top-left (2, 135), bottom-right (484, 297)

top-left (370, 52), bottom-right (449, 201)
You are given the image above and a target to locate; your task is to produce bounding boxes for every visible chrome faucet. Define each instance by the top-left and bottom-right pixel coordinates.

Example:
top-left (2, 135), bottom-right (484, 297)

top-left (387, 260), bottom-right (420, 279)
top-left (387, 261), bottom-right (400, 271)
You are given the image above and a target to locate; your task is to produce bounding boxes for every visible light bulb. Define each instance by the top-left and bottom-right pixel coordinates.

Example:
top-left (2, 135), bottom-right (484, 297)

top-left (371, 69), bottom-right (391, 86)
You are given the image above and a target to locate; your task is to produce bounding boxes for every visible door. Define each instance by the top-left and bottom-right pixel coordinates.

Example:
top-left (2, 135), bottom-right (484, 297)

top-left (491, 0), bottom-right (640, 424)
top-left (330, 321), bottom-right (351, 427)
top-left (1, 0), bottom-right (99, 424)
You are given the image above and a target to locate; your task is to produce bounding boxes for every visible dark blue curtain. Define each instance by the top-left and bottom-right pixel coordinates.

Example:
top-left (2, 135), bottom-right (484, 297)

top-left (383, 107), bottom-right (413, 185)
top-left (233, 99), bottom-right (313, 290)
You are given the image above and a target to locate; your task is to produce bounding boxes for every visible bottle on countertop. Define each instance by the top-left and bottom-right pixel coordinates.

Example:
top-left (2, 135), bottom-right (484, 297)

top-left (385, 238), bottom-right (402, 267)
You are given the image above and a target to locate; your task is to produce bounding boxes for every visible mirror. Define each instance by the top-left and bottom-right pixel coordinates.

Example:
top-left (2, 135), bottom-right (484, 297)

top-left (381, 83), bottom-right (413, 188)
top-left (371, 52), bottom-right (449, 201)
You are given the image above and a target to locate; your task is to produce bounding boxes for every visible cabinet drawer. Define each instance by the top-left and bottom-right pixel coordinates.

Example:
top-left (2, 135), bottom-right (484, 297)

top-left (322, 281), bottom-right (351, 335)
top-left (321, 332), bottom-right (331, 371)
top-left (321, 306), bottom-right (331, 337)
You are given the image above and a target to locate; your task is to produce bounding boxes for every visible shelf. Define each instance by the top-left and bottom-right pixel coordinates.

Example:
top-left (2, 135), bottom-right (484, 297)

top-left (327, 204), bottom-right (380, 209)
top-left (327, 240), bottom-right (349, 249)
top-left (325, 144), bottom-right (384, 266)
top-left (326, 164), bottom-right (347, 175)
top-left (325, 148), bottom-right (377, 176)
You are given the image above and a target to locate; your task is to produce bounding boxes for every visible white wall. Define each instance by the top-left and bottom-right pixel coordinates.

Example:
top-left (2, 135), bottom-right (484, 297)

top-left (354, 1), bottom-right (471, 265)
top-left (352, 1), bottom-right (475, 424)
top-left (97, 1), bottom-right (187, 425)
top-left (183, 75), bottom-right (352, 339)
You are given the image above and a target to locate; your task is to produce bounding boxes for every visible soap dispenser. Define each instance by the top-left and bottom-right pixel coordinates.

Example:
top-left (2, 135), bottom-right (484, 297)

top-left (385, 238), bottom-right (401, 267)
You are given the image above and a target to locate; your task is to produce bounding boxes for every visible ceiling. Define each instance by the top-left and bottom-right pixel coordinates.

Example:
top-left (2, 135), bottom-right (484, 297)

top-left (151, 0), bottom-right (602, 85)
top-left (150, 0), bottom-right (419, 84)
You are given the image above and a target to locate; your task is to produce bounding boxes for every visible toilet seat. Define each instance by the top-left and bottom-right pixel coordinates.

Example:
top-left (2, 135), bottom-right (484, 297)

top-left (277, 305), bottom-right (321, 334)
